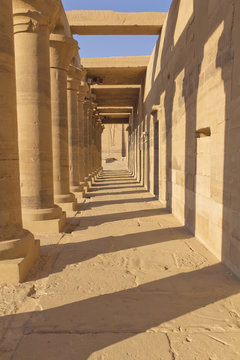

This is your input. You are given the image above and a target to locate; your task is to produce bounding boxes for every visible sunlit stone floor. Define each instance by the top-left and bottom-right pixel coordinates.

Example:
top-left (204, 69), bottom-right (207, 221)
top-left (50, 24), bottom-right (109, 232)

top-left (1, 164), bottom-right (240, 359)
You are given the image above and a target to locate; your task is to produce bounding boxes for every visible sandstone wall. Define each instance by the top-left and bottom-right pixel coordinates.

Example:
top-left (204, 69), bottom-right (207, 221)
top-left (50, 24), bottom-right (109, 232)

top-left (138, 0), bottom-right (240, 276)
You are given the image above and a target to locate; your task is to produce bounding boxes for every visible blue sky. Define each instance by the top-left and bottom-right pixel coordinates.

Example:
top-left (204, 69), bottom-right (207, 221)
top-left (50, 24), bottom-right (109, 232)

top-left (62, 0), bottom-right (172, 58)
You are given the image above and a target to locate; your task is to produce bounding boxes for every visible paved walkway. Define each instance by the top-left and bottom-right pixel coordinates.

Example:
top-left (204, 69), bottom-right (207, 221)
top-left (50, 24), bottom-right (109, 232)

top-left (1, 168), bottom-right (240, 359)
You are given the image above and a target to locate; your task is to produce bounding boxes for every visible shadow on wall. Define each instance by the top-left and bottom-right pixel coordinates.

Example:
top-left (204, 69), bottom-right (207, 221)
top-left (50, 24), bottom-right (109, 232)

top-left (141, 0), bottom-right (240, 276)
top-left (220, 0), bottom-right (240, 276)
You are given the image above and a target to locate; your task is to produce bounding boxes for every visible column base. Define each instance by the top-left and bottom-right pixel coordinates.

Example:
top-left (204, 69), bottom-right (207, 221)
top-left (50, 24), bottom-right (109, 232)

top-left (84, 184), bottom-right (89, 193)
top-left (94, 168), bottom-right (102, 181)
top-left (55, 193), bottom-right (77, 211)
top-left (71, 184), bottom-right (85, 200)
top-left (23, 211), bottom-right (66, 234)
top-left (85, 175), bottom-right (92, 188)
top-left (0, 231), bottom-right (40, 284)
top-left (95, 167), bottom-right (102, 177)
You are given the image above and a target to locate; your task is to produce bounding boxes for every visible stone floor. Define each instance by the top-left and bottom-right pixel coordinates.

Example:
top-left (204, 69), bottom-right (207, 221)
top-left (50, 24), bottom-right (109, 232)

top-left (1, 165), bottom-right (240, 359)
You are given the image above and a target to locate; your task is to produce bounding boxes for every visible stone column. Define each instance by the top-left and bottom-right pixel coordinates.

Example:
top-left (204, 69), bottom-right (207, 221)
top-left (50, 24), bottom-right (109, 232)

top-left (0, 0), bottom-right (39, 283)
top-left (67, 65), bottom-right (84, 200)
top-left (91, 113), bottom-right (97, 178)
top-left (78, 78), bottom-right (89, 193)
top-left (94, 115), bottom-right (101, 177)
top-left (13, 0), bottom-right (66, 234)
top-left (50, 34), bottom-right (78, 211)
top-left (83, 98), bottom-right (91, 187)
top-left (88, 100), bottom-right (97, 182)
top-left (100, 124), bottom-right (105, 172)
top-left (96, 119), bottom-right (103, 176)
top-left (87, 102), bottom-right (93, 183)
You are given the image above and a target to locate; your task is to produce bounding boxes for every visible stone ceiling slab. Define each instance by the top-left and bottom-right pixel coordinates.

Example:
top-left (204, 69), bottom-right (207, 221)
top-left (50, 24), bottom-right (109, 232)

top-left (97, 107), bottom-right (133, 114)
top-left (66, 11), bottom-right (167, 35)
top-left (81, 56), bottom-right (149, 85)
top-left (92, 87), bottom-right (139, 107)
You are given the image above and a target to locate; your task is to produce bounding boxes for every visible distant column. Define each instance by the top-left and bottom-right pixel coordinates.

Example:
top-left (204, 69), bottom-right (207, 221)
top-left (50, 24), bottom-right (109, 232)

top-left (78, 77), bottom-right (89, 193)
top-left (96, 119), bottom-right (103, 175)
top-left (83, 97), bottom-right (91, 186)
top-left (50, 34), bottom-right (78, 211)
top-left (100, 124), bottom-right (105, 172)
top-left (88, 99), bottom-right (97, 182)
top-left (67, 65), bottom-right (84, 199)
top-left (92, 112), bottom-right (97, 177)
top-left (13, 0), bottom-right (66, 233)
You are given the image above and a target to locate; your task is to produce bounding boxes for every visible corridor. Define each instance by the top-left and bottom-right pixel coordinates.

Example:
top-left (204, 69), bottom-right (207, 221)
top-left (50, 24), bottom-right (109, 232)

top-left (1, 166), bottom-right (240, 359)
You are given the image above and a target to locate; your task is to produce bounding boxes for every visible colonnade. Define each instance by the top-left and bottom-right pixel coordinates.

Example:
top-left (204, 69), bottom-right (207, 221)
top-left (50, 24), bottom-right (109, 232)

top-left (0, 0), bottom-right (103, 283)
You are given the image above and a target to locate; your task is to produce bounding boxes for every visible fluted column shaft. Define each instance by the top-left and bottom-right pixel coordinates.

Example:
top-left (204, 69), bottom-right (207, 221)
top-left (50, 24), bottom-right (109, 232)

top-left (88, 101), bottom-right (96, 179)
top-left (0, 0), bottom-right (39, 283)
top-left (83, 99), bottom-right (91, 183)
top-left (92, 116), bottom-right (97, 174)
top-left (99, 122), bottom-right (104, 171)
top-left (88, 104), bottom-right (93, 177)
top-left (13, 0), bottom-right (65, 234)
top-left (93, 117), bottom-right (100, 175)
top-left (50, 34), bottom-right (78, 211)
top-left (95, 120), bottom-right (102, 174)
top-left (78, 81), bottom-right (89, 192)
top-left (100, 124), bottom-right (104, 171)
top-left (67, 65), bottom-right (84, 198)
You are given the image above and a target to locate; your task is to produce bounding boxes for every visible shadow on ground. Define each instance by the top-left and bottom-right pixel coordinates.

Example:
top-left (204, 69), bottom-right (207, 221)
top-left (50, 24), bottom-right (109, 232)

top-left (2, 264), bottom-right (240, 359)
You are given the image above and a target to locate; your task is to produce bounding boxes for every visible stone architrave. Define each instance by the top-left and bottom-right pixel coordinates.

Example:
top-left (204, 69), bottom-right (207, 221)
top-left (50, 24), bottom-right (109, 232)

top-left (50, 33), bottom-right (78, 211)
top-left (77, 77), bottom-right (89, 193)
top-left (0, 0), bottom-right (40, 283)
top-left (13, 0), bottom-right (66, 234)
top-left (67, 65), bottom-right (85, 199)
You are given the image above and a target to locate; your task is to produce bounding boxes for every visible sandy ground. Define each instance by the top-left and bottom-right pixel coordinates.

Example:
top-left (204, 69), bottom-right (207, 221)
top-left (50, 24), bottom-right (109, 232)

top-left (1, 162), bottom-right (240, 359)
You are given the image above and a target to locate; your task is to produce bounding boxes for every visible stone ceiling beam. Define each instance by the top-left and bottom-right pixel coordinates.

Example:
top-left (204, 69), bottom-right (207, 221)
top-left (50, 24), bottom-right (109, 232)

top-left (81, 56), bottom-right (149, 85)
top-left (102, 118), bottom-right (129, 125)
top-left (91, 85), bottom-right (141, 90)
top-left (66, 11), bottom-right (167, 35)
top-left (99, 113), bottom-right (131, 117)
top-left (91, 87), bottom-right (139, 107)
top-left (97, 107), bottom-right (133, 112)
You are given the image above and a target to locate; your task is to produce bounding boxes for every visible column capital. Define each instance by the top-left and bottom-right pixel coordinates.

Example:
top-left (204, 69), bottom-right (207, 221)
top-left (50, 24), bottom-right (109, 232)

top-left (78, 83), bottom-right (89, 102)
top-left (78, 78), bottom-right (89, 94)
top-left (13, 0), bottom-right (62, 34)
top-left (96, 118), bottom-right (103, 126)
top-left (50, 34), bottom-right (78, 71)
top-left (84, 97), bottom-right (91, 108)
top-left (90, 101), bottom-right (98, 111)
top-left (67, 65), bottom-right (83, 91)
